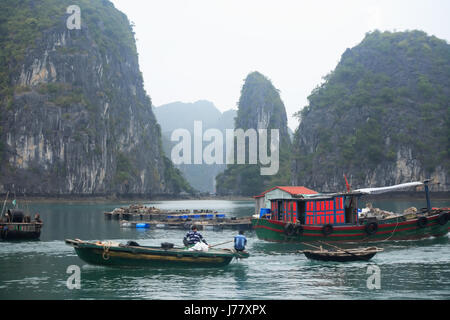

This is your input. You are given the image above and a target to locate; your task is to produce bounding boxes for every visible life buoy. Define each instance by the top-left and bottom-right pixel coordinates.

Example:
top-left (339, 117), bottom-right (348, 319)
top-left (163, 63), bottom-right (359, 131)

top-left (437, 212), bottom-right (449, 226)
top-left (417, 216), bottom-right (428, 228)
top-left (365, 222), bottom-right (378, 235)
top-left (322, 224), bottom-right (333, 236)
top-left (284, 223), bottom-right (295, 236)
top-left (294, 224), bottom-right (304, 235)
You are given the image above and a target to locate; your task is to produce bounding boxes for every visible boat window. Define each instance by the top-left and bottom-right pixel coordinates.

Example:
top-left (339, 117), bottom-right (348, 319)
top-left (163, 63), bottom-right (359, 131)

top-left (305, 198), bottom-right (345, 225)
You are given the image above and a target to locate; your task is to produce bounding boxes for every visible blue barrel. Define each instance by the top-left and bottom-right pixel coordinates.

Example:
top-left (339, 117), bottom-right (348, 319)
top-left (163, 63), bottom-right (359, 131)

top-left (193, 215), bottom-right (201, 219)
top-left (259, 208), bottom-right (271, 218)
top-left (135, 223), bottom-right (150, 228)
top-left (216, 214), bottom-right (225, 218)
top-left (206, 214), bottom-right (214, 219)
top-left (181, 215), bottom-right (188, 219)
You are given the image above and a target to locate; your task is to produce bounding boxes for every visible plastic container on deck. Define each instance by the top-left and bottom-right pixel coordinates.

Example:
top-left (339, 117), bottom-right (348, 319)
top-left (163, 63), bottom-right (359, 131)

top-left (135, 223), bottom-right (150, 228)
top-left (259, 208), bottom-right (271, 218)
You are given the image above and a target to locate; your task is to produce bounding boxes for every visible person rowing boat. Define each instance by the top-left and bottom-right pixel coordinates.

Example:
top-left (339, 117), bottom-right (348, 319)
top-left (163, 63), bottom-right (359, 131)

top-left (183, 225), bottom-right (210, 250)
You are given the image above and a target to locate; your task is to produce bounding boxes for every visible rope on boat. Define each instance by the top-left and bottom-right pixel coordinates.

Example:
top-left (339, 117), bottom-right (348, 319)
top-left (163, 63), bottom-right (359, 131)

top-left (382, 215), bottom-right (400, 242)
top-left (102, 241), bottom-right (112, 260)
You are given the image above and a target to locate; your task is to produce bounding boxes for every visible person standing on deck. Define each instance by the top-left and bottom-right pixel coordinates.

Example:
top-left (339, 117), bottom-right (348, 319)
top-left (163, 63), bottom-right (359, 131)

top-left (234, 230), bottom-right (247, 251)
top-left (183, 225), bottom-right (209, 247)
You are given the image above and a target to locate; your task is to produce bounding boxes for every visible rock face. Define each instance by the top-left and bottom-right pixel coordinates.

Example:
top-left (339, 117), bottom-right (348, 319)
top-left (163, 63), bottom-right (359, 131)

top-left (0, 0), bottom-right (191, 196)
top-left (292, 31), bottom-right (450, 192)
top-left (216, 71), bottom-right (292, 196)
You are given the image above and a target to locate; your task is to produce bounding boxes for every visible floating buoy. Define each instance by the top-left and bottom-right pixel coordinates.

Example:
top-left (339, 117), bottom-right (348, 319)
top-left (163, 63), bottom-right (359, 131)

top-left (135, 223), bottom-right (150, 228)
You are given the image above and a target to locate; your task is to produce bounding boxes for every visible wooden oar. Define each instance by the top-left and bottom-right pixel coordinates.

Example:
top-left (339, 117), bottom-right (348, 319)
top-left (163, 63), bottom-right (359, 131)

top-left (317, 240), bottom-right (365, 260)
top-left (317, 240), bottom-right (347, 251)
top-left (209, 240), bottom-right (233, 248)
top-left (301, 242), bottom-right (324, 251)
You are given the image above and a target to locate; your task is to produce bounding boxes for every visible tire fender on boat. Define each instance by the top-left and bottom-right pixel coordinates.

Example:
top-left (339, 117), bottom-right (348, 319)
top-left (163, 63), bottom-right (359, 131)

top-left (437, 212), bottom-right (449, 226)
top-left (365, 222), bottom-right (378, 235)
top-left (417, 216), bottom-right (428, 228)
top-left (284, 223), bottom-right (295, 236)
top-left (322, 224), bottom-right (333, 236)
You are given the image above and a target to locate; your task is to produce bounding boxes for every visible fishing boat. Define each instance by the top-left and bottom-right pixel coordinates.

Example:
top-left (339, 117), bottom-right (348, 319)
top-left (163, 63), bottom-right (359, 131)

top-left (65, 239), bottom-right (249, 268)
top-left (301, 247), bottom-right (383, 262)
top-left (0, 193), bottom-right (43, 240)
top-left (251, 181), bottom-right (449, 243)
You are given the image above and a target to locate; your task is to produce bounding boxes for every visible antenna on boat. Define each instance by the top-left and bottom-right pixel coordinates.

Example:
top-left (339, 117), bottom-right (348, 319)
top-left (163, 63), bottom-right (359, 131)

top-left (1, 191), bottom-right (9, 218)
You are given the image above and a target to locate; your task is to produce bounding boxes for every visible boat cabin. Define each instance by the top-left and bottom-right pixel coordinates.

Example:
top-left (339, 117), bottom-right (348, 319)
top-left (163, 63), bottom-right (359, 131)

top-left (253, 186), bottom-right (319, 216)
top-left (255, 182), bottom-right (429, 226)
top-left (266, 194), bottom-right (359, 225)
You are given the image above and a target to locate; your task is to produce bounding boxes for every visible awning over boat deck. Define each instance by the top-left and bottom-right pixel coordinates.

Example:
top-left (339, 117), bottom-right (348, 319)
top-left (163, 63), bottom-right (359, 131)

top-left (280, 181), bottom-right (425, 200)
top-left (354, 181), bottom-right (423, 194)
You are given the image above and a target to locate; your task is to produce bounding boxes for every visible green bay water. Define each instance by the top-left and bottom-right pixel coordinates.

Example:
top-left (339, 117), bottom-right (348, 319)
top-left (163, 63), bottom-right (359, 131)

top-left (0, 199), bottom-right (449, 300)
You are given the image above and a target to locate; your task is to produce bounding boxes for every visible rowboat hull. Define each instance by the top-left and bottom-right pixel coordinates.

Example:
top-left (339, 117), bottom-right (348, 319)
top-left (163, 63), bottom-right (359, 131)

top-left (66, 239), bottom-right (249, 268)
top-left (252, 213), bottom-right (449, 243)
top-left (302, 249), bottom-right (381, 262)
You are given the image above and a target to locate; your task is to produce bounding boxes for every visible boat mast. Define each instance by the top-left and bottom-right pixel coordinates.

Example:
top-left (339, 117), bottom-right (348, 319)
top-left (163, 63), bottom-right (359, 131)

top-left (424, 180), bottom-right (431, 213)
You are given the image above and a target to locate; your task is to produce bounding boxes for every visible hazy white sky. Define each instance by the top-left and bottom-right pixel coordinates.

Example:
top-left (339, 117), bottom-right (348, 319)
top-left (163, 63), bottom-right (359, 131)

top-left (110, 0), bottom-right (450, 131)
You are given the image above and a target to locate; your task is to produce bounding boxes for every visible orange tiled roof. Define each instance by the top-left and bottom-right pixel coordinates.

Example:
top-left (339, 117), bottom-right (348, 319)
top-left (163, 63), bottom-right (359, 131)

top-left (253, 186), bottom-right (318, 198)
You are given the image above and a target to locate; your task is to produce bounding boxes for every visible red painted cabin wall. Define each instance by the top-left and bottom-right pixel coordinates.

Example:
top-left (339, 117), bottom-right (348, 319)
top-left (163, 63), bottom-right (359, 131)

top-left (269, 196), bottom-right (351, 225)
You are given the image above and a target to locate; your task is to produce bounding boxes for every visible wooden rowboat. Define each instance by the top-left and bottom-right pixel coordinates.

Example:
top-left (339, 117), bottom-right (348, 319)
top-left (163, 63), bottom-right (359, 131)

top-left (65, 239), bottom-right (249, 268)
top-left (301, 246), bottom-right (383, 262)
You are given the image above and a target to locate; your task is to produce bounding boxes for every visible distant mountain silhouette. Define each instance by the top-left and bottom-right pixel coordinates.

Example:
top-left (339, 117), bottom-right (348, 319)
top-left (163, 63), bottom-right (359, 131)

top-left (153, 101), bottom-right (236, 193)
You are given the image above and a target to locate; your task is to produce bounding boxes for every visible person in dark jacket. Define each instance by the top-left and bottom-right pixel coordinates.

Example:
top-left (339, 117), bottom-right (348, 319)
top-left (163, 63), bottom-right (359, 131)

top-left (183, 225), bottom-right (208, 247)
top-left (234, 230), bottom-right (247, 251)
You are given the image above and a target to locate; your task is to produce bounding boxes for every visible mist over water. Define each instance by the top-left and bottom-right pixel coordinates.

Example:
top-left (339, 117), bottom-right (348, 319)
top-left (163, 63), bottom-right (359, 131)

top-left (0, 200), bottom-right (449, 300)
